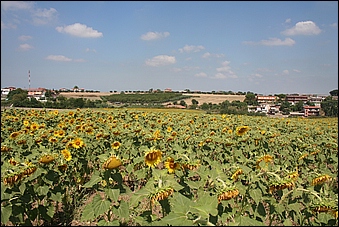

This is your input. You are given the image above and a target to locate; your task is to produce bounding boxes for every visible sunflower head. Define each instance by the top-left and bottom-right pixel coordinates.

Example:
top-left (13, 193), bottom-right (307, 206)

top-left (72, 137), bottom-right (84, 149)
top-left (236, 126), bottom-right (250, 136)
top-left (111, 141), bottom-right (121, 150)
top-left (164, 157), bottom-right (180, 174)
top-left (61, 149), bottom-right (72, 161)
top-left (145, 149), bottom-right (162, 168)
top-left (102, 156), bottom-right (122, 169)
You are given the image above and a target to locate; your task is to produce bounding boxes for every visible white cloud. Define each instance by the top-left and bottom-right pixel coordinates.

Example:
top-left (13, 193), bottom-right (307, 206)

top-left (293, 69), bottom-right (301, 73)
top-left (179, 44), bottom-right (205, 53)
top-left (1, 20), bottom-right (17, 29)
top-left (18, 43), bottom-right (33, 51)
top-left (282, 69), bottom-right (289, 75)
top-left (281, 21), bottom-right (321, 36)
top-left (46, 55), bottom-right (72, 62)
top-left (243, 38), bottom-right (295, 46)
top-left (194, 72), bottom-right (207, 77)
top-left (330, 22), bottom-right (337, 28)
top-left (213, 61), bottom-right (237, 79)
top-left (56, 23), bottom-right (103, 38)
top-left (1, 1), bottom-right (34, 11)
top-left (285, 18), bottom-right (291, 23)
top-left (18, 35), bottom-right (32, 41)
top-left (140, 31), bottom-right (170, 40)
top-left (1, 2), bottom-right (58, 26)
top-left (145, 55), bottom-right (176, 67)
top-left (202, 52), bottom-right (224, 58)
top-left (32, 7), bottom-right (58, 25)
top-left (85, 48), bottom-right (96, 53)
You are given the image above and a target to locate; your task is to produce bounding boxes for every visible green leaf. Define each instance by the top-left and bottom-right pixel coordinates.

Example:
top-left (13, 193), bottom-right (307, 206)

top-left (283, 218), bottom-right (293, 226)
top-left (1, 205), bottom-right (12, 224)
top-left (50, 192), bottom-right (62, 202)
top-left (156, 211), bottom-right (193, 226)
top-left (257, 202), bottom-right (266, 217)
top-left (115, 200), bottom-right (130, 220)
top-left (287, 203), bottom-right (301, 213)
top-left (249, 188), bottom-right (262, 204)
top-left (104, 188), bottom-right (120, 202)
top-left (171, 192), bottom-right (193, 214)
top-left (83, 171), bottom-right (102, 188)
top-left (36, 185), bottom-right (49, 196)
top-left (129, 187), bottom-right (150, 208)
top-left (97, 219), bottom-right (120, 226)
top-left (234, 215), bottom-right (265, 226)
top-left (92, 194), bottom-right (111, 217)
top-left (81, 201), bottom-right (96, 221)
top-left (190, 191), bottom-right (218, 219)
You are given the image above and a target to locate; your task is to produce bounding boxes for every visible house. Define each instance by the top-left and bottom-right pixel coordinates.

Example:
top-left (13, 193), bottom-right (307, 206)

top-left (304, 106), bottom-right (320, 117)
top-left (256, 95), bottom-right (277, 103)
top-left (286, 95), bottom-right (308, 104)
top-left (308, 96), bottom-right (325, 106)
top-left (1, 86), bottom-right (16, 96)
top-left (26, 87), bottom-right (47, 100)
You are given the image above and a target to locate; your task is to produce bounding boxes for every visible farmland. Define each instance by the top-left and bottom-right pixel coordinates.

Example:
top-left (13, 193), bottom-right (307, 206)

top-left (58, 92), bottom-right (246, 105)
top-left (1, 108), bottom-right (338, 226)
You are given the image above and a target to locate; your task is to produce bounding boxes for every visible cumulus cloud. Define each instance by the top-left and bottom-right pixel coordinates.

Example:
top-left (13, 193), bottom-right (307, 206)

top-left (46, 55), bottom-right (72, 62)
top-left (202, 52), bottom-right (225, 58)
top-left (243, 37), bottom-right (295, 46)
top-left (140, 31), bottom-right (170, 40)
top-left (145, 55), bottom-right (176, 67)
top-left (285, 18), bottom-right (291, 23)
top-left (1, 2), bottom-right (58, 26)
top-left (56, 23), bottom-right (103, 38)
top-left (179, 45), bottom-right (205, 53)
top-left (194, 72), bottom-right (208, 77)
top-left (18, 43), bottom-right (33, 51)
top-left (293, 69), bottom-right (301, 73)
top-left (85, 48), bottom-right (97, 53)
top-left (282, 70), bottom-right (289, 75)
top-left (1, 1), bottom-right (34, 11)
top-left (281, 21), bottom-right (321, 36)
top-left (18, 35), bottom-right (32, 41)
top-left (32, 7), bottom-right (58, 25)
top-left (330, 22), bottom-right (337, 28)
top-left (213, 61), bottom-right (237, 79)
top-left (1, 20), bottom-right (17, 29)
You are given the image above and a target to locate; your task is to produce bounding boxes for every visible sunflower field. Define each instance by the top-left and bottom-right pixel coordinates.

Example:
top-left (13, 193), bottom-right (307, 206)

top-left (1, 108), bottom-right (338, 226)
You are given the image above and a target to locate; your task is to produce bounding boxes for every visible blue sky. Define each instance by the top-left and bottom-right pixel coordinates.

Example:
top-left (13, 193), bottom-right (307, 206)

top-left (1, 1), bottom-right (338, 95)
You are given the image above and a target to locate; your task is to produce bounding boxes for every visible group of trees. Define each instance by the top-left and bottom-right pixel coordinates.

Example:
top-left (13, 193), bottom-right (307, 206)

top-left (2, 88), bottom-right (338, 117)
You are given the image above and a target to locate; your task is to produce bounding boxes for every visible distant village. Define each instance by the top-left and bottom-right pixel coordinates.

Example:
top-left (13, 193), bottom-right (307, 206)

top-left (1, 86), bottom-right (338, 118)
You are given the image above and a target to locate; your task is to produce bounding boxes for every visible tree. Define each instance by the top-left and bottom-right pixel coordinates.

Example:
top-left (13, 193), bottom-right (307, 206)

top-left (329, 89), bottom-right (338, 96)
top-left (191, 99), bottom-right (199, 105)
top-left (179, 100), bottom-right (187, 107)
top-left (321, 97), bottom-right (338, 117)
top-left (7, 88), bottom-right (27, 101)
top-left (244, 93), bottom-right (258, 105)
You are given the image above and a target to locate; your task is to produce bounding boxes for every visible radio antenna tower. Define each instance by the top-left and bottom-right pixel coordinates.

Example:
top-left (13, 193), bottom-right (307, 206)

top-left (28, 70), bottom-right (30, 91)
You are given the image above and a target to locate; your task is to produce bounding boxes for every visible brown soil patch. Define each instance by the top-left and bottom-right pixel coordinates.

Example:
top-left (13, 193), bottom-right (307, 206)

top-left (59, 92), bottom-right (246, 105)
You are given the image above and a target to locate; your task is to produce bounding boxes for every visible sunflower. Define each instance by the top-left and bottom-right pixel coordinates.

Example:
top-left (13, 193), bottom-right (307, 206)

top-left (72, 137), bottom-right (84, 149)
top-left (39, 155), bottom-right (55, 164)
top-left (48, 136), bottom-right (58, 143)
top-left (111, 141), bottom-right (121, 150)
top-left (61, 149), bottom-right (72, 161)
top-left (9, 131), bottom-right (21, 140)
top-left (144, 149), bottom-right (162, 168)
top-left (30, 122), bottom-right (39, 131)
top-left (23, 120), bottom-right (30, 127)
top-left (102, 156), bottom-right (122, 169)
top-left (236, 126), bottom-right (250, 136)
top-left (164, 157), bottom-right (180, 174)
